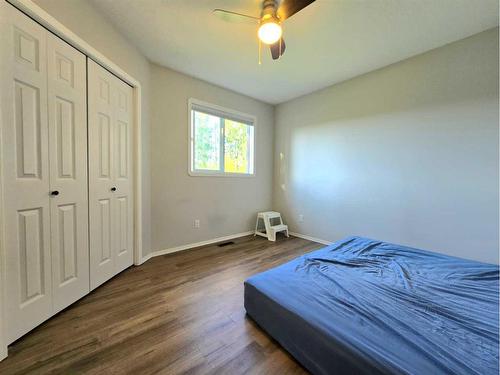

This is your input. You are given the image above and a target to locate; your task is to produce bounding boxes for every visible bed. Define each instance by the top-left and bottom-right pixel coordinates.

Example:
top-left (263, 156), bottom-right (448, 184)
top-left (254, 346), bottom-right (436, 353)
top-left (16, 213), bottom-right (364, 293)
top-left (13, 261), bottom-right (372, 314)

top-left (244, 236), bottom-right (499, 375)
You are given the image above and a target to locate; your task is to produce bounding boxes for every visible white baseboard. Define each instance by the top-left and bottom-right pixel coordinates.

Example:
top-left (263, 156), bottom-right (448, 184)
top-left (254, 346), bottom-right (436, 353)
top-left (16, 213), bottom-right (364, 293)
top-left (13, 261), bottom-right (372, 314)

top-left (0, 345), bottom-right (7, 362)
top-left (142, 231), bottom-right (254, 263)
top-left (289, 232), bottom-right (331, 245)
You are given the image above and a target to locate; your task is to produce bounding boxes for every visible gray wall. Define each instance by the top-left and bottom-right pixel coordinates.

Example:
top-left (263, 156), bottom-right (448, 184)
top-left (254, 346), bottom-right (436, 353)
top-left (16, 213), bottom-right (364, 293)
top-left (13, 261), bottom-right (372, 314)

top-left (150, 64), bottom-right (274, 252)
top-left (33, 0), bottom-right (152, 255)
top-left (24, 1), bottom-right (500, 263)
top-left (273, 28), bottom-right (499, 264)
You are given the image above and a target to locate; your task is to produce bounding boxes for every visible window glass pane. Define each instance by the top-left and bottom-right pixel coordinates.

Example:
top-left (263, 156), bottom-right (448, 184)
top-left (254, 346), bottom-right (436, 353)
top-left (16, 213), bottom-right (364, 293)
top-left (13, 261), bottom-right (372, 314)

top-left (193, 111), bottom-right (221, 171)
top-left (224, 119), bottom-right (254, 174)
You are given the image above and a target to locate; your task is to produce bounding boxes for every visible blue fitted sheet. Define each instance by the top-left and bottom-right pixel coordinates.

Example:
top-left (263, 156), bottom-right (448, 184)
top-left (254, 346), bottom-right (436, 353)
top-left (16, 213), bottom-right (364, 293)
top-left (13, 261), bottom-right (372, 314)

top-left (244, 236), bottom-right (499, 375)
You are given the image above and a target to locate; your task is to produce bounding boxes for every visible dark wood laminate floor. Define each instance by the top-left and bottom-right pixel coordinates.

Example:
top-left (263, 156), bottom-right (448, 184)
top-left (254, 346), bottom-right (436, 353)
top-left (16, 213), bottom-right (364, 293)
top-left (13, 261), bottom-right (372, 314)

top-left (0, 235), bottom-right (323, 374)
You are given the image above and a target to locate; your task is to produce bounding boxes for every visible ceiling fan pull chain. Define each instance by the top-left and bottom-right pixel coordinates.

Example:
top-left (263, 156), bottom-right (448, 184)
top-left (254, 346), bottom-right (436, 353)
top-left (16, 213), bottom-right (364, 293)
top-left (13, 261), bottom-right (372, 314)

top-left (259, 38), bottom-right (262, 65)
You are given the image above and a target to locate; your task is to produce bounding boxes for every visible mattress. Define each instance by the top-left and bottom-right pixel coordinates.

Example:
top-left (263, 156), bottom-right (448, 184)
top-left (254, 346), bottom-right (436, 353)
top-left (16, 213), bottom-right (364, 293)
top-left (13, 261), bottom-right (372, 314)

top-left (244, 236), bottom-right (499, 375)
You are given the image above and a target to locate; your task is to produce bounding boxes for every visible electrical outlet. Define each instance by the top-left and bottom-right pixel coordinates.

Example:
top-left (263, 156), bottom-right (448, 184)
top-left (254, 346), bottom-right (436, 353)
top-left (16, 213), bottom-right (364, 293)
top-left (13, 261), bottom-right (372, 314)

top-left (298, 214), bottom-right (304, 222)
top-left (194, 219), bottom-right (200, 228)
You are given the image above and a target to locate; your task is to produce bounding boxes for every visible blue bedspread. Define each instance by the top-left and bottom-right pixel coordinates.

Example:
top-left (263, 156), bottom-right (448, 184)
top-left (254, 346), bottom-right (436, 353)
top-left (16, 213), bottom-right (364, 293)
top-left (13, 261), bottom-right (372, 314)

top-left (244, 236), bottom-right (499, 375)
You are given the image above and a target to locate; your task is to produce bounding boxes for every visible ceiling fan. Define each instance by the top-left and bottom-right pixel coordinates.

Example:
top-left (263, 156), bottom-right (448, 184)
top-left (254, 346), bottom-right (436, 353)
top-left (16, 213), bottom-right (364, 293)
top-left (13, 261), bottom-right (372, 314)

top-left (213, 0), bottom-right (316, 61)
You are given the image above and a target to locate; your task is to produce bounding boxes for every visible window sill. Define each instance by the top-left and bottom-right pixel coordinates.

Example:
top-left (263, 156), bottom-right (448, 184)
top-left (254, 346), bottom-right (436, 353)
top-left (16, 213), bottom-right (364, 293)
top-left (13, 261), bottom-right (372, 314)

top-left (188, 170), bottom-right (256, 178)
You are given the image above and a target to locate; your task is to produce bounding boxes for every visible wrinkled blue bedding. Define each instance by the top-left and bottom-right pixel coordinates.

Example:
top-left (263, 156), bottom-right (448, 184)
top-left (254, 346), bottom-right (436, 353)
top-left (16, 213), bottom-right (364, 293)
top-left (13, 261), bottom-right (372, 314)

top-left (244, 236), bottom-right (499, 375)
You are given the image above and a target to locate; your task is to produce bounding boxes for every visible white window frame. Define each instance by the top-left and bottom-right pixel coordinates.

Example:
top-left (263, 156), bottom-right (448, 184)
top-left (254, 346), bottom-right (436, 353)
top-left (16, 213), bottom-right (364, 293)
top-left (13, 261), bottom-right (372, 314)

top-left (188, 98), bottom-right (256, 177)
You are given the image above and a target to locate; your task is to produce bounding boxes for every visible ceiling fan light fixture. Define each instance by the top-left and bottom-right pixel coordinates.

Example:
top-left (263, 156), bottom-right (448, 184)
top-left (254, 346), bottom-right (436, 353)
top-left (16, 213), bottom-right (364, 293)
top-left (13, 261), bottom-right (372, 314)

top-left (258, 17), bottom-right (282, 45)
top-left (213, 0), bottom-right (316, 61)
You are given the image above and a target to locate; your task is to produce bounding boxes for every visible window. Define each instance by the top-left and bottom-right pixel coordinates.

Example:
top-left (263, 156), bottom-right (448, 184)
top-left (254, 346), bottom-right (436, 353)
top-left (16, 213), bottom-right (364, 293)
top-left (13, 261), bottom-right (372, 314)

top-left (189, 99), bottom-right (255, 176)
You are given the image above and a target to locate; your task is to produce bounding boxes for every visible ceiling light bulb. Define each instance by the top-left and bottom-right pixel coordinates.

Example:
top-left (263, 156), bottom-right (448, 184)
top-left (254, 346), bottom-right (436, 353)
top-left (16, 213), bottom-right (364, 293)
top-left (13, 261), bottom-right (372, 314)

top-left (258, 21), bottom-right (282, 45)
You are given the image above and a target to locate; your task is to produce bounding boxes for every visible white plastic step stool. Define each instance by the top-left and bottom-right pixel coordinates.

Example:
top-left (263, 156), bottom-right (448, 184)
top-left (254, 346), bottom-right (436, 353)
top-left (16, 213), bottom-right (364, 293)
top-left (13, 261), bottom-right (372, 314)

top-left (254, 211), bottom-right (289, 242)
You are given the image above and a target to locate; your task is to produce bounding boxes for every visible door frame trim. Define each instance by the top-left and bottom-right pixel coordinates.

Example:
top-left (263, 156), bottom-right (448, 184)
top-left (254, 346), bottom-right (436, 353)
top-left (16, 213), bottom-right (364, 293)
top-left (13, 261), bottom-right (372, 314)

top-left (0, 0), bottom-right (144, 360)
top-left (0, 3), bottom-right (6, 361)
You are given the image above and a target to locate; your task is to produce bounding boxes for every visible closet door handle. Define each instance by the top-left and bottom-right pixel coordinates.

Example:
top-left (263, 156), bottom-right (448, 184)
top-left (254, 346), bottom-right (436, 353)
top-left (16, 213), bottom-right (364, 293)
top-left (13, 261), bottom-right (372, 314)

top-left (111, 187), bottom-right (117, 192)
top-left (50, 190), bottom-right (60, 196)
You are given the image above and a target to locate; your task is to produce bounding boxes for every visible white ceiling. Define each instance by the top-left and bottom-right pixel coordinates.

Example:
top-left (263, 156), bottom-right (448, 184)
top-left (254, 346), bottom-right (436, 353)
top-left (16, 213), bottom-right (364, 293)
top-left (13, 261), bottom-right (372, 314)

top-left (90, 0), bottom-right (499, 104)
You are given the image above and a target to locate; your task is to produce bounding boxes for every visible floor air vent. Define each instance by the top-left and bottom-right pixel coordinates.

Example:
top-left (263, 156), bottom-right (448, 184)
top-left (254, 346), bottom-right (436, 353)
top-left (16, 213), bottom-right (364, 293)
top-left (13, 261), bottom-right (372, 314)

top-left (218, 241), bottom-right (235, 247)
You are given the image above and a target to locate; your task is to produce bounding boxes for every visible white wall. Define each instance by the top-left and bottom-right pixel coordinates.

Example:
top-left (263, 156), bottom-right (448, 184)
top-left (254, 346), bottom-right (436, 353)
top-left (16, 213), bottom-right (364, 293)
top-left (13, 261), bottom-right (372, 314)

top-left (32, 0), bottom-right (152, 255)
top-left (274, 28), bottom-right (499, 264)
top-left (150, 64), bottom-right (274, 252)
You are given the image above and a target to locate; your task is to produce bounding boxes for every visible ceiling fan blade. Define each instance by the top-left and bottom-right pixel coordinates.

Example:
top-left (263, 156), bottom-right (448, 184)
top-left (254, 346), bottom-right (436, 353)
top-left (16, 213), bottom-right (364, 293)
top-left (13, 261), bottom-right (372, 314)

top-left (277, 0), bottom-right (315, 20)
top-left (270, 38), bottom-right (286, 60)
top-left (212, 9), bottom-right (259, 24)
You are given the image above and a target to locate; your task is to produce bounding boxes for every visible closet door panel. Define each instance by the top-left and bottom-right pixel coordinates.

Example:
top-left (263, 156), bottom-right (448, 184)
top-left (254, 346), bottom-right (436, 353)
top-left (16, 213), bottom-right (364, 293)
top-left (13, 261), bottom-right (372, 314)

top-left (0, 5), bottom-right (52, 344)
top-left (88, 59), bottom-right (117, 289)
top-left (88, 60), bottom-right (134, 289)
top-left (47, 33), bottom-right (89, 312)
top-left (113, 79), bottom-right (134, 273)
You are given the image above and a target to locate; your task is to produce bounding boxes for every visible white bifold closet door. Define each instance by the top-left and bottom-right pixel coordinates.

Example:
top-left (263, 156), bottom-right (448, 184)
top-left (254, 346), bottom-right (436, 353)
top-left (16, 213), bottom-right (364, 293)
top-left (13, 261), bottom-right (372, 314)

top-left (0, 4), bottom-right (88, 343)
top-left (47, 33), bottom-right (89, 313)
top-left (88, 59), bottom-right (134, 290)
